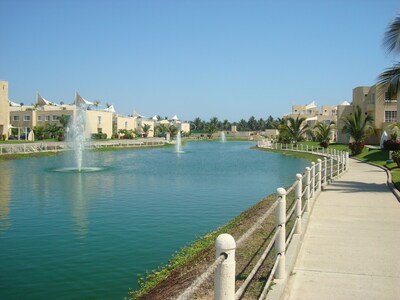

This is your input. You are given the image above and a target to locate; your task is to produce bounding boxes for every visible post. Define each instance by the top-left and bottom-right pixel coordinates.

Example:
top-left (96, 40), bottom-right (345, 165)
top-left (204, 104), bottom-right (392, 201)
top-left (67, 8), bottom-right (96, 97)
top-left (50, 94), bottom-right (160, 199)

top-left (306, 144), bottom-right (308, 152)
top-left (215, 234), bottom-right (236, 300)
top-left (317, 159), bottom-right (322, 191)
top-left (330, 156), bottom-right (333, 180)
top-left (275, 188), bottom-right (287, 279)
top-left (324, 157), bottom-right (327, 185)
top-left (337, 153), bottom-right (340, 177)
top-left (305, 167), bottom-right (311, 212)
top-left (295, 174), bottom-right (302, 234)
top-left (342, 152), bottom-right (345, 173)
top-left (311, 162), bottom-right (315, 198)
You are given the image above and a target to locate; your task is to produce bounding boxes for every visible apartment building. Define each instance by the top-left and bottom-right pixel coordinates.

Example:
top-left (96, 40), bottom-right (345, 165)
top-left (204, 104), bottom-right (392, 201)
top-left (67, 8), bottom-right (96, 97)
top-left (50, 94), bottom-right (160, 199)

top-left (5, 81), bottom-right (190, 140)
top-left (336, 84), bottom-right (397, 144)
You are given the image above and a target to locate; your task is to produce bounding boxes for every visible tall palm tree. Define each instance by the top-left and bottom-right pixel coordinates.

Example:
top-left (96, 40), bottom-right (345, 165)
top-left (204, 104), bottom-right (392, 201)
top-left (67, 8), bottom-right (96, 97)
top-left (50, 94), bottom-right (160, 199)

top-left (282, 115), bottom-right (310, 145)
top-left (378, 15), bottom-right (400, 118)
top-left (341, 105), bottom-right (375, 155)
top-left (314, 121), bottom-right (335, 148)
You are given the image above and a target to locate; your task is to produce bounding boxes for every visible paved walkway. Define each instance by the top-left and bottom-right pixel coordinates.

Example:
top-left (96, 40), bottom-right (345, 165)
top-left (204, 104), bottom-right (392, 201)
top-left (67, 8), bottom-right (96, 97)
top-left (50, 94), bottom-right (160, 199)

top-left (284, 159), bottom-right (400, 300)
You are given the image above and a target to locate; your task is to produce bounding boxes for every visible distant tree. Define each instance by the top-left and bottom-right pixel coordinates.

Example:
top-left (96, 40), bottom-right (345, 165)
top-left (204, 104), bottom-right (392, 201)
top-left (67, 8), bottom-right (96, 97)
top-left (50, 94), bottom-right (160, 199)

top-left (192, 117), bottom-right (205, 131)
top-left (167, 125), bottom-right (179, 140)
top-left (141, 124), bottom-right (152, 138)
top-left (206, 122), bottom-right (217, 138)
top-left (155, 123), bottom-right (168, 137)
top-left (237, 119), bottom-right (248, 131)
top-left (265, 115), bottom-right (275, 129)
top-left (247, 116), bottom-right (258, 131)
top-left (59, 114), bottom-right (71, 128)
top-left (222, 119), bottom-right (231, 131)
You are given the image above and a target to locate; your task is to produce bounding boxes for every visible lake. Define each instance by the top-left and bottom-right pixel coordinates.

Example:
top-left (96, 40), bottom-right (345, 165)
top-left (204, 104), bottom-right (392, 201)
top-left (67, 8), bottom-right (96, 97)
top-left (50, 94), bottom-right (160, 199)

top-left (0, 141), bottom-right (309, 299)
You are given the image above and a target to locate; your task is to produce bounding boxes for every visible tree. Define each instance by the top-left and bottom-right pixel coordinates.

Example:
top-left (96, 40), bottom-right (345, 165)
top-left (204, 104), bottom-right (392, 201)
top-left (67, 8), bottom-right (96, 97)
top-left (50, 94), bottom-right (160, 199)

top-left (314, 122), bottom-right (335, 148)
top-left (59, 114), bottom-right (70, 128)
top-left (341, 105), bottom-right (375, 155)
top-left (192, 117), bottom-right (205, 131)
top-left (155, 123), bottom-right (168, 137)
top-left (141, 124), bottom-right (152, 138)
top-left (247, 116), bottom-right (257, 131)
top-left (281, 115), bottom-right (310, 145)
top-left (205, 122), bottom-right (217, 138)
top-left (93, 100), bottom-right (101, 110)
top-left (33, 125), bottom-right (45, 140)
top-left (167, 125), bottom-right (179, 140)
top-left (378, 15), bottom-right (400, 119)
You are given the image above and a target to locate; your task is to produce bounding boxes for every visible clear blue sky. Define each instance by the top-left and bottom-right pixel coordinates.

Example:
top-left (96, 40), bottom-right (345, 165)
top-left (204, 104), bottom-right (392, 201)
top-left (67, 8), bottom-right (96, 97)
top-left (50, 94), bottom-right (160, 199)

top-left (1, 0), bottom-right (400, 121)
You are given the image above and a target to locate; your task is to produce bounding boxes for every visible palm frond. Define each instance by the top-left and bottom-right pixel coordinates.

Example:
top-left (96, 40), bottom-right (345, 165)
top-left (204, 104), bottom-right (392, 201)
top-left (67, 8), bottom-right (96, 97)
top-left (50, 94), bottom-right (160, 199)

top-left (383, 14), bottom-right (400, 55)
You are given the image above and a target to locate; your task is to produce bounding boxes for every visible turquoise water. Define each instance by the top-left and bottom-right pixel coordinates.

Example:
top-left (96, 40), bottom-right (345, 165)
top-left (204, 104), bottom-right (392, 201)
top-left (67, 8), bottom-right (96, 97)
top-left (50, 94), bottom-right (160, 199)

top-left (0, 141), bottom-right (309, 299)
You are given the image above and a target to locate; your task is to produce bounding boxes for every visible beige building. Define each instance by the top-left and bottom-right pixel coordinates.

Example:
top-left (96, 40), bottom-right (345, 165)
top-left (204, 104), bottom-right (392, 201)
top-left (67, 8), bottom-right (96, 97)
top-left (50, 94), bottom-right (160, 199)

top-left (0, 81), bottom-right (10, 139)
top-left (337, 84), bottom-right (397, 144)
top-left (286, 100), bottom-right (338, 141)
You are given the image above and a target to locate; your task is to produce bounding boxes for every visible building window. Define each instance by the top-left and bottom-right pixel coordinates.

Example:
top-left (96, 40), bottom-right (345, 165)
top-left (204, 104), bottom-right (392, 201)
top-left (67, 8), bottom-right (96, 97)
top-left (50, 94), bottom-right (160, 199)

top-left (45, 115), bottom-right (50, 121)
top-left (124, 121), bottom-right (128, 128)
top-left (52, 115), bottom-right (59, 121)
top-left (323, 119), bottom-right (331, 125)
top-left (385, 92), bottom-right (397, 102)
top-left (97, 116), bottom-right (102, 125)
top-left (384, 111), bottom-right (397, 123)
top-left (24, 115), bottom-right (31, 121)
top-left (13, 115), bottom-right (19, 121)
top-left (37, 116), bottom-right (42, 121)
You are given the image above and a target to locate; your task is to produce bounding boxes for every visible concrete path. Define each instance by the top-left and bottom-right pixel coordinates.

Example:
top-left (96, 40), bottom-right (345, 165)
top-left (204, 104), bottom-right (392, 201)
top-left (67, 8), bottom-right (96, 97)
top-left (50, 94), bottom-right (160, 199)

top-left (284, 159), bottom-right (400, 300)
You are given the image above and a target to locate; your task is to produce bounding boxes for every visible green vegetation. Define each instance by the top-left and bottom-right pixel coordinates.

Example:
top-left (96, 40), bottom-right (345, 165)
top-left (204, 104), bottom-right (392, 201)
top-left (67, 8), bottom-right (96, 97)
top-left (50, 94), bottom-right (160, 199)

top-left (279, 115), bottom-right (310, 145)
top-left (340, 105), bottom-right (375, 155)
top-left (0, 151), bottom-right (61, 161)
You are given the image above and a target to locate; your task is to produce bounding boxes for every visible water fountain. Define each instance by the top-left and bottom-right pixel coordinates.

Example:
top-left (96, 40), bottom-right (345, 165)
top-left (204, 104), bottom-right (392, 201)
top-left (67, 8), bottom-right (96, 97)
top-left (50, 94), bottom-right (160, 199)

top-left (70, 104), bottom-right (86, 171)
top-left (220, 131), bottom-right (226, 142)
top-left (55, 103), bottom-right (101, 172)
top-left (175, 131), bottom-right (184, 153)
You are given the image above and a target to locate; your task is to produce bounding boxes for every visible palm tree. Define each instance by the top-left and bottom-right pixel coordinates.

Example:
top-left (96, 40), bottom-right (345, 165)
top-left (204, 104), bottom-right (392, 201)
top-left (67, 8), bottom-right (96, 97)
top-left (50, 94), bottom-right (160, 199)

top-left (341, 105), bottom-right (375, 155)
top-left (314, 122), bottom-right (335, 148)
top-left (141, 124), bottom-right (152, 138)
top-left (205, 123), bottom-right (217, 138)
top-left (167, 125), bottom-right (179, 140)
top-left (378, 15), bottom-right (400, 118)
top-left (59, 114), bottom-right (70, 128)
top-left (281, 115), bottom-right (310, 145)
top-left (155, 123), bottom-right (168, 137)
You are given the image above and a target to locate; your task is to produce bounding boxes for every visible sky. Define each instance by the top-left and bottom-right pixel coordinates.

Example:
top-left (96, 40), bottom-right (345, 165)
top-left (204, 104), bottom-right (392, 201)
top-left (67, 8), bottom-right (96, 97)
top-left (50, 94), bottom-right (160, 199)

top-left (1, 0), bottom-right (400, 122)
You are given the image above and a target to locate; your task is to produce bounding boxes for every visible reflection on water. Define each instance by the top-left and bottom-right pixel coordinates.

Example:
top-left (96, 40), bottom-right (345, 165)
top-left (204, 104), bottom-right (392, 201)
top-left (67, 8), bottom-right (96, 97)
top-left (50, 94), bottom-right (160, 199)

top-left (69, 173), bottom-right (88, 238)
top-left (0, 162), bottom-right (11, 234)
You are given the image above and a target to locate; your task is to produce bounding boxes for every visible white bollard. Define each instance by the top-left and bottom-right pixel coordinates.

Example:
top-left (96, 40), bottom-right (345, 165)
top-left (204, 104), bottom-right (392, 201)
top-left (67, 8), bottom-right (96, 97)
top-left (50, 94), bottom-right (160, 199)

top-left (215, 234), bottom-right (236, 300)
top-left (317, 159), bottom-right (322, 191)
top-left (295, 174), bottom-right (303, 234)
top-left (275, 188), bottom-right (287, 279)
